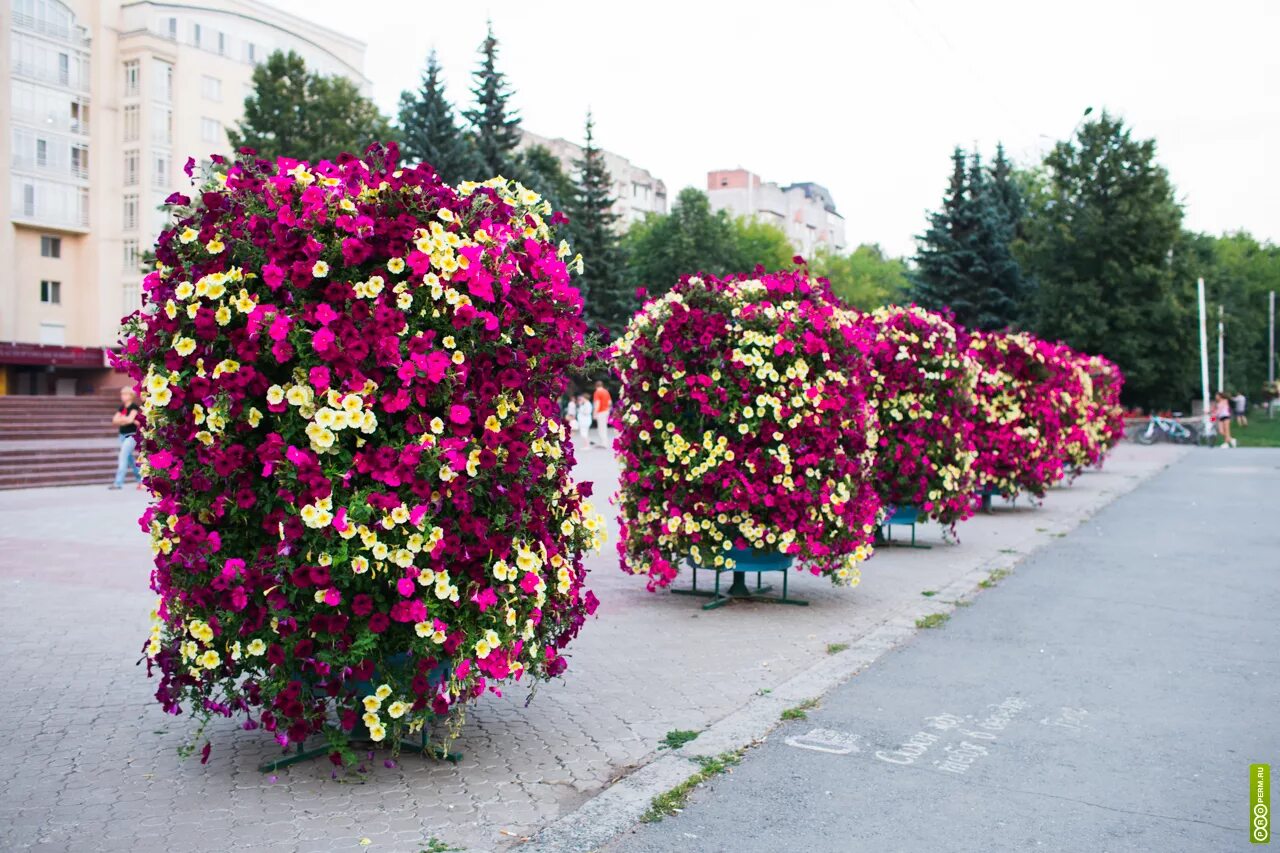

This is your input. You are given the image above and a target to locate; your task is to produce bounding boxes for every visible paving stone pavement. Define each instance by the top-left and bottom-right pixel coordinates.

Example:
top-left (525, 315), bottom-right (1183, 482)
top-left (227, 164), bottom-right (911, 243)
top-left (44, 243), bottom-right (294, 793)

top-left (0, 442), bottom-right (1184, 853)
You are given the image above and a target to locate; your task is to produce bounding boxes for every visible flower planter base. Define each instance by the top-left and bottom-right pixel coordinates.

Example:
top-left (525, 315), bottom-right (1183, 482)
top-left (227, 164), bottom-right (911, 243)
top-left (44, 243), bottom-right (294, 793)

top-left (876, 505), bottom-right (931, 549)
top-left (257, 727), bottom-right (463, 773)
top-left (258, 658), bottom-right (460, 773)
top-left (671, 550), bottom-right (808, 610)
top-left (979, 486), bottom-right (1017, 514)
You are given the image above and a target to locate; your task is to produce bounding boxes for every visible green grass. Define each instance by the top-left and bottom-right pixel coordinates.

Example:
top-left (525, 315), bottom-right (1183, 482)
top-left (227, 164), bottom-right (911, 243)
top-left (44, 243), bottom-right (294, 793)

top-left (921, 589), bottom-right (938, 597)
top-left (781, 698), bottom-right (820, 721)
top-left (916, 612), bottom-right (950, 629)
top-left (825, 642), bottom-right (850, 655)
top-left (979, 568), bottom-right (1011, 589)
top-left (659, 729), bottom-right (701, 750)
top-left (641, 751), bottom-right (743, 823)
top-left (419, 840), bottom-right (463, 853)
top-left (1235, 414), bottom-right (1280, 447)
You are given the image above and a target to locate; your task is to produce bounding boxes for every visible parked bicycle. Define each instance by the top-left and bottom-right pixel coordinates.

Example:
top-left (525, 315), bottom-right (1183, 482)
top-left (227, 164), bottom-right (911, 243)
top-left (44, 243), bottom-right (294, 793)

top-left (1134, 414), bottom-right (1214, 446)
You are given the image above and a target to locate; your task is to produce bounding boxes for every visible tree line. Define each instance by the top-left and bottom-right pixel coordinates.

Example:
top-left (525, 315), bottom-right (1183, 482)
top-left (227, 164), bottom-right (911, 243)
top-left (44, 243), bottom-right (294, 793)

top-left (228, 38), bottom-right (1277, 411)
top-left (909, 111), bottom-right (1279, 410)
top-left (228, 27), bottom-right (905, 337)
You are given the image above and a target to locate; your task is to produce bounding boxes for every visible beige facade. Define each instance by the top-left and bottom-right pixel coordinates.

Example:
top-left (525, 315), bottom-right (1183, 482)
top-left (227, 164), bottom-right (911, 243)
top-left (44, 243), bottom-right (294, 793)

top-left (519, 129), bottom-right (667, 230)
top-left (2, 0), bottom-right (368, 394)
top-left (706, 168), bottom-right (847, 258)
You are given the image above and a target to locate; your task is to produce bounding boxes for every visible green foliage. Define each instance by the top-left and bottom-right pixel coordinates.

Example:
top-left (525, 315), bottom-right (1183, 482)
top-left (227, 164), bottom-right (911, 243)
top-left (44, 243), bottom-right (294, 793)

top-left (623, 188), bottom-right (800, 297)
top-left (812, 244), bottom-right (909, 309)
top-left (916, 612), bottom-right (950, 629)
top-left (825, 642), bottom-right (851, 655)
top-left (569, 112), bottom-right (630, 336)
top-left (731, 216), bottom-right (796, 272)
top-left (624, 188), bottom-right (739, 296)
top-left (912, 146), bottom-right (1029, 330)
top-left (641, 751), bottom-right (743, 823)
top-left (659, 729), bottom-right (701, 750)
top-left (781, 698), bottom-right (820, 720)
top-left (397, 49), bottom-right (479, 185)
top-left (1197, 231), bottom-right (1280, 399)
top-left (230, 50), bottom-right (393, 162)
top-left (1020, 112), bottom-right (1188, 408)
top-left (464, 23), bottom-right (522, 177)
top-left (518, 145), bottom-right (576, 219)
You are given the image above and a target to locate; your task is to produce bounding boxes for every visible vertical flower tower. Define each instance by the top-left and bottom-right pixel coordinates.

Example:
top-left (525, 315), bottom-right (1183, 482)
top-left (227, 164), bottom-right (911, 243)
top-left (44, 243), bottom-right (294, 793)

top-left (859, 305), bottom-right (980, 544)
top-left (611, 269), bottom-right (881, 608)
top-left (967, 330), bottom-right (1070, 506)
top-left (117, 146), bottom-right (604, 767)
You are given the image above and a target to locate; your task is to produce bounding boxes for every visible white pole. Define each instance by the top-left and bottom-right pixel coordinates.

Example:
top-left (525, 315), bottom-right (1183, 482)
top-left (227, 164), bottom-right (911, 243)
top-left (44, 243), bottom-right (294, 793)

top-left (1217, 304), bottom-right (1224, 393)
top-left (1269, 290), bottom-right (1275, 418)
top-left (1198, 278), bottom-right (1211, 434)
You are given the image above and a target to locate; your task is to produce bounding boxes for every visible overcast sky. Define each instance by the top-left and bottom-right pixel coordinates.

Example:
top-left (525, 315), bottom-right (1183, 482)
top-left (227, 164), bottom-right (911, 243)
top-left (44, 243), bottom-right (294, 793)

top-left (271, 0), bottom-right (1278, 258)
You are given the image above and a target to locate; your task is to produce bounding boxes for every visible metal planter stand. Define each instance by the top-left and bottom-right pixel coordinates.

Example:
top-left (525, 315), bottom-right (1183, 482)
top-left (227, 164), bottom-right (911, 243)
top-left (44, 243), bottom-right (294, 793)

top-left (672, 549), bottom-right (808, 610)
top-left (877, 505), bottom-right (931, 549)
top-left (257, 659), bottom-right (461, 773)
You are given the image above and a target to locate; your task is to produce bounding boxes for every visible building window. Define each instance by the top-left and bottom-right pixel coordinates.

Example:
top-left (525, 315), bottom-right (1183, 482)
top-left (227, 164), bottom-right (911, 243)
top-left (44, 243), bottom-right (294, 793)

top-left (35, 138), bottom-right (48, 167)
top-left (200, 117), bottom-right (222, 144)
top-left (164, 16), bottom-right (177, 40)
top-left (57, 52), bottom-right (69, 85)
top-left (152, 106), bottom-right (173, 145)
top-left (153, 151), bottom-right (171, 188)
top-left (40, 280), bottom-right (62, 305)
top-left (245, 42), bottom-right (257, 63)
top-left (123, 60), bottom-right (140, 96)
top-left (217, 31), bottom-right (226, 56)
top-left (153, 59), bottom-right (173, 103)
top-left (192, 23), bottom-right (202, 47)
top-left (123, 283), bottom-right (140, 315)
top-left (123, 194), bottom-right (139, 230)
top-left (123, 239), bottom-right (140, 272)
top-left (123, 104), bottom-right (139, 141)
top-left (70, 100), bottom-right (88, 134)
top-left (201, 75), bottom-right (222, 101)
top-left (41, 236), bottom-right (61, 258)
top-left (71, 144), bottom-right (88, 179)
top-left (22, 184), bottom-right (36, 217)
top-left (124, 150), bottom-right (139, 186)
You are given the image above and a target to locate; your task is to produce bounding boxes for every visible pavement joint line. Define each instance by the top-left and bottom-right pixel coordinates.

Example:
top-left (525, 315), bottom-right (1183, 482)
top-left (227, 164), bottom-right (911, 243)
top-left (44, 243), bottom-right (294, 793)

top-left (524, 451), bottom-right (1184, 853)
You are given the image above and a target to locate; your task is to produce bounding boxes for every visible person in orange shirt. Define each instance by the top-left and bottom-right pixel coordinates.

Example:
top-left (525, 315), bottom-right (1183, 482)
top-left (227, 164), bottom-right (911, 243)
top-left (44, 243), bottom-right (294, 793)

top-left (592, 380), bottom-right (613, 448)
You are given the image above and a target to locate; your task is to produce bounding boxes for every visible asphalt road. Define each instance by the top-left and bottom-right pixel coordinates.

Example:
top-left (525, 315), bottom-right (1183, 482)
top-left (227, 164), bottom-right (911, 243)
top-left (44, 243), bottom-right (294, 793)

top-left (610, 449), bottom-right (1280, 853)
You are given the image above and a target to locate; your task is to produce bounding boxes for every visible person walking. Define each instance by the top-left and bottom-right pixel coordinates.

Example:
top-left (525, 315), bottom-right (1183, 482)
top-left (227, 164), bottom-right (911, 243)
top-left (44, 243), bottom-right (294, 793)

top-left (1213, 392), bottom-right (1236, 448)
top-left (1231, 390), bottom-right (1248, 428)
top-left (592, 380), bottom-right (613, 449)
top-left (111, 386), bottom-right (142, 489)
top-left (575, 392), bottom-right (593, 446)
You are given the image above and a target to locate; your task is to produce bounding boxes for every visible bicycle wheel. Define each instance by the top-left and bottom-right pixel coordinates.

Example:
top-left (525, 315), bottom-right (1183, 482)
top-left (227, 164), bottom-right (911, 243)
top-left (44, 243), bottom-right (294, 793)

top-left (1136, 430), bottom-right (1156, 446)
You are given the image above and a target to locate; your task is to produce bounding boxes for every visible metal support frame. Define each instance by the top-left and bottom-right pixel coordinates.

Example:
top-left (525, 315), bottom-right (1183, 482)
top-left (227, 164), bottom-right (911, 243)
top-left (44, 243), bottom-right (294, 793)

top-left (671, 562), bottom-right (808, 610)
top-left (258, 725), bottom-right (462, 773)
top-left (877, 505), bottom-right (931, 549)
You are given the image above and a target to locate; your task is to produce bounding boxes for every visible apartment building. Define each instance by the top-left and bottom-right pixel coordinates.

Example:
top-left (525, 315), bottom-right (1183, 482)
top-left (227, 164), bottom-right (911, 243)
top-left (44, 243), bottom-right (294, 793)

top-left (706, 168), bottom-right (847, 258)
top-left (519, 129), bottom-right (667, 230)
top-left (2, 0), bottom-right (368, 395)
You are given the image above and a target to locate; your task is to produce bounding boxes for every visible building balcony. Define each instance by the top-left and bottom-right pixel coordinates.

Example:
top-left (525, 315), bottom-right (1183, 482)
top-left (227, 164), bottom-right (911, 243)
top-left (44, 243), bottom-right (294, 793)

top-left (11, 11), bottom-right (91, 47)
top-left (11, 156), bottom-right (90, 183)
top-left (10, 61), bottom-right (90, 94)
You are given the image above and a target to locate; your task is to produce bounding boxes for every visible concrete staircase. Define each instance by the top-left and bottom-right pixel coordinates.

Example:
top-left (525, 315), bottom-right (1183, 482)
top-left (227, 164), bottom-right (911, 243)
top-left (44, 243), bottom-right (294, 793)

top-left (0, 396), bottom-right (128, 490)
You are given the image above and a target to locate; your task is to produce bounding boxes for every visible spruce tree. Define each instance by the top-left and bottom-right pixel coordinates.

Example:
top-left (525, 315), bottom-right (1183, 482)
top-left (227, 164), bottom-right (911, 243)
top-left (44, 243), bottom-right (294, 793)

top-left (912, 147), bottom-right (984, 326)
top-left (463, 23), bottom-right (522, 178)
top-left (569, 112), bottom-right (629, 335)
top-left (987, 142), bottom-right (1032, 324)
top-left (397, 49), bottom-right (478, 184)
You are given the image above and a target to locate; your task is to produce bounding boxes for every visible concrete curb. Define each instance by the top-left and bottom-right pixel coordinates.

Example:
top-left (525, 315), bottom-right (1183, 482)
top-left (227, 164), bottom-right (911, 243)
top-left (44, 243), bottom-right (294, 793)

top-left (522, 453), bottom-right (1183, 853)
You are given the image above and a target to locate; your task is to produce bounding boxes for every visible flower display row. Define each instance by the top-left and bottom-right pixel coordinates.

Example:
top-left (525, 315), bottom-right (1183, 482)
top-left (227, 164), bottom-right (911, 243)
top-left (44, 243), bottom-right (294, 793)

top-left (857, 305), bottom-right (979, 527)
top-left (966, 330), bottom-right (1073, 498)
top-left (610, 269), bottom-right (881, 591)
top-left (117, 145), bottom-right (603, 762)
